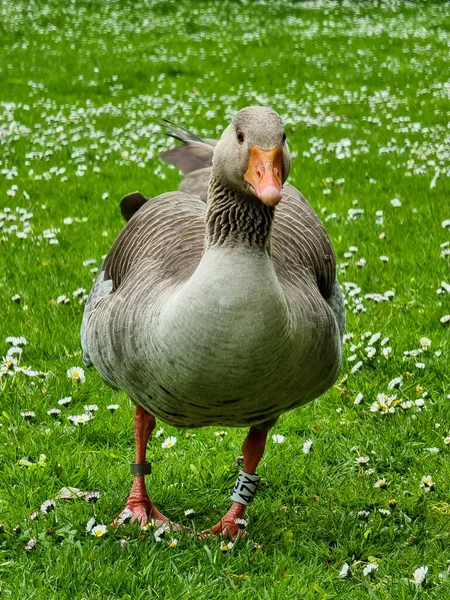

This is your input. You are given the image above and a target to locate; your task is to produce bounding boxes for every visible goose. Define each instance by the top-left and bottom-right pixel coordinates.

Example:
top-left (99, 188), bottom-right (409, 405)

top-left (81, 106), bottom-right (345, 537)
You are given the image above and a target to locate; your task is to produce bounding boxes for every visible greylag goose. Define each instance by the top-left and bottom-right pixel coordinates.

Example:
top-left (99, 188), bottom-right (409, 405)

top-left (81, 106), bottom-right (345, 537)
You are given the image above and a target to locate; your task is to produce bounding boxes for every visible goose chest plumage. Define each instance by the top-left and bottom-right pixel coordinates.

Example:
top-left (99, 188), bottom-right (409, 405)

top-left (81, 106), bottom-right (345, 536)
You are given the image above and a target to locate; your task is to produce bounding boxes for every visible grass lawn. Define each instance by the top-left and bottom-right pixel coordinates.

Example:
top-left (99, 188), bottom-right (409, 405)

top-left (1, 1), bottom-right (450, 598)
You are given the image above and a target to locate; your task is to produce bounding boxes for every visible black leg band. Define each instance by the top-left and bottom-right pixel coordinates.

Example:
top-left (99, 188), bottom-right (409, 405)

top-left (130, 461), bottom-right (152, 476)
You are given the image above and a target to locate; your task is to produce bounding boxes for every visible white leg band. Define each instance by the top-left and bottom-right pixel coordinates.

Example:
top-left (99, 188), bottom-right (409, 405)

top-left (231, 471), bottom-right (261, 506)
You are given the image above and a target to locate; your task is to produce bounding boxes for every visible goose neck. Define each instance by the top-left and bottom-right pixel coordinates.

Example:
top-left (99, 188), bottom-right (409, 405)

top-left (204, 174), bottom-right (274, 250)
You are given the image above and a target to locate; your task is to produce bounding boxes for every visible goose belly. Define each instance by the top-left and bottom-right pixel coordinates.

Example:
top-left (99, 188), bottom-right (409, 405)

top-left (120, 296), bottom-right (339, 429)
top-left (88, 249), bottom-right (342, 428)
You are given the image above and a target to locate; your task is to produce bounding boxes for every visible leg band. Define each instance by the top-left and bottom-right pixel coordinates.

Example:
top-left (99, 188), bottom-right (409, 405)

top-left (130, 461), bottom-right (152, 476)
top-left (231, 470), bottom-right (261, 506)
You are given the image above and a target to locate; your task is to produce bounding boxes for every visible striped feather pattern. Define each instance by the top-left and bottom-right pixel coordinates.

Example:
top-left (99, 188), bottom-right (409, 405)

top-left (83, 182), bottom-right (345, 428)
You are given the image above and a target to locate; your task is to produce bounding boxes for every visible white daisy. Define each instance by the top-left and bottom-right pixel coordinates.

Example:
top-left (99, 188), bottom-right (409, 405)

top-left (350, 360), bottom-right (363, 374)
top-left (272, 434), bottom-right (285, 444)
top-left (214, 430), bottom-right (228, 438)
top-left (374, 479), bottom-right (387, 489)
top-left (47, 408), bottom-right (61, 418)
top-left (20, 411), bottom-right (36, 420)
top-left (339, 562), bottom-right (350, 578)
top-left (220, 541), bottom-right (234, 552)
top-left (68, 413), bottom-right (92, 425)
top-left (382, 346), bottom-right (392, 358)
top-left (412, 566), bottom-right (428, 585)
top-left (91, 524), bottom-right (107, 537)
top-left (420, 476), bottom-right (434, 492)
top-left (67, 366), bottom-right (86, 383)
top-left (58, 396), bottom-right (72, 406)
top-left (161, 436), bottom-right (177, 449)
top-left (363, 563), bottom-right (378, 576)
top-left (354, 393), bottom-right (363, 405)
top-left (302, 439), bottom-right (313, 454)
top-left (40, 499), bottom-right (56, 514)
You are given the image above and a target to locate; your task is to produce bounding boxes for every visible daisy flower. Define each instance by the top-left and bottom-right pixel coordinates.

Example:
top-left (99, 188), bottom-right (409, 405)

top-left (355, 456), bottom-right (370, 465)
top-left (302, 439), bottom-right (313, 454)
top-left (374, 479), bottom-right (387, 489)
top-left (234, 518), bottom-right (248, 529)
top-left (220, 541), bottom-right (234, 552)
top-left (40, 499), bottom-right (56, 514)
top-left (161, 436), bottom-right (177, 449)
top-left (350, 360), bottom-right (362, 374)
top-left (58, 396), bottom-right (72, 406)
top-left (107, 404), bottom-right (120, 413)
top-left (420, 476), bottom-right (435, 492)
top-left (68, 413), bottom-right (92, 425)
top-left (154, 523), bottom-right (170, 540)
top-left (47, 408), bottom-right (61, 418)
top-left (168, 538), bottom-right (178, 548)
top-left (419, 337), bottom-right (431, 349)
top-left (91, 524), bottom-right (107, 537)
top-left (388, 376), bottom-right (402, 389)
top-left (20, 411), bottom-right (36, 421)
top-left (184, 509), bottom-right (195, 519)
top-left (117, 509), bottom-right (133, 525)
top-left (84, 404), bottom-right (98, 413)
top-left (339, 563), bottom-right (350, 578)
top-left (7, 346), bottom-right (22, 357)
top-left (272, 434), bottom-right (285, 444)
top-left (24, 537), bottom-right (37, 551)
top-left (6, 336), bottom-right (27, 346)
top-left (214, 430), bottom-right (228, 438)
top-left (85, 491), bottom-right (101, 503)
top-left (354, 393), bottom-right (363, 405)
top-left (412, 566), bottom-right (428, 585)
top-left (67, 366), bottom-right (85, 383)
top-left (363, 563), bottom-right (378, 577)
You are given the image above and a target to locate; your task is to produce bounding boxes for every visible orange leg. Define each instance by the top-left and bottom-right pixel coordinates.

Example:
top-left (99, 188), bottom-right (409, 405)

top-left (200, 423), bottom-right (272, 539)
top-left (113, 405), bottom-right (179, 529)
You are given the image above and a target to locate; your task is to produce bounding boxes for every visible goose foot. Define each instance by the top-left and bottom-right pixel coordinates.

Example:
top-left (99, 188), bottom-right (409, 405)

top-left (199, 502), bottom-right (247, 539)
top-left (112, 474), bottom-right (181, 529)
top-left (113, 492), bottom-right (181, 530)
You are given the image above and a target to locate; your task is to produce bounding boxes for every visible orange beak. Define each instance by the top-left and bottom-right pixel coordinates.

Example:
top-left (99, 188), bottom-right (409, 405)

top-left (243, 146), bottom-right (283, 206)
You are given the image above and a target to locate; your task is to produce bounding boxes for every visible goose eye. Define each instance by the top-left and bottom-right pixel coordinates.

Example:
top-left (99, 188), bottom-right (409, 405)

top-left (282, 132), bottom-right (286, 143)
top-left (236, 130), bottom-right (245, 144)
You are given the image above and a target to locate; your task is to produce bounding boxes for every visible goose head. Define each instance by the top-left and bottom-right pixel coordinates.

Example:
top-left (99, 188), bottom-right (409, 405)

top-left (212, 106), bottom-right (291, 207)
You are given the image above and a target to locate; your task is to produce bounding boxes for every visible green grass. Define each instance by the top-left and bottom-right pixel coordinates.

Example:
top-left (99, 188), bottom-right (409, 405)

top-left (1, 0), bottom-right (450, 598)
